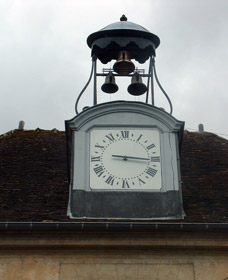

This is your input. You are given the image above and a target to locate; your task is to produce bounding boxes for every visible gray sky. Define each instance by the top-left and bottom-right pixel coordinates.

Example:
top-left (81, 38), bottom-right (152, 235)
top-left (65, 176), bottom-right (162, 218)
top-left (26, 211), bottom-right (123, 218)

top-left (0, 0), bottom-right (228, 138)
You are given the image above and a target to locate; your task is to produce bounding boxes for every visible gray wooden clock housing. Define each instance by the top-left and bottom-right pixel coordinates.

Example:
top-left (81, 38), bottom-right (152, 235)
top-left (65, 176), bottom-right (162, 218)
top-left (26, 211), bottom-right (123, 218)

top-left (65, 101), bottom-right (185, 219)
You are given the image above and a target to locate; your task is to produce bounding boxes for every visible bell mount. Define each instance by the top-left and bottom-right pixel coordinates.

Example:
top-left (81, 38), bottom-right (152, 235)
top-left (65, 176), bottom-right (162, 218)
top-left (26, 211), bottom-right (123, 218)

top-left (75, 15), bottom-right (173, 115)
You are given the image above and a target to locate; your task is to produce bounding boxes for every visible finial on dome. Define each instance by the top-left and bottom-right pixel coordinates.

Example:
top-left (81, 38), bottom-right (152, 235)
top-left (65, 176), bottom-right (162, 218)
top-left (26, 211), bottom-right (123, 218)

top-left (120, 15), bottom-right (127, 21)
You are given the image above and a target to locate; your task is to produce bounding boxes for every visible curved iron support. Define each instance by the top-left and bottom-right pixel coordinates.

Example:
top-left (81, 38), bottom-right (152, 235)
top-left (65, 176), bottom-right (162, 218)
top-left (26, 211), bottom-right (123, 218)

top-left (75, 56), bottom-right (96, 114)
top-left (153, 63), bottom-right (173, 115)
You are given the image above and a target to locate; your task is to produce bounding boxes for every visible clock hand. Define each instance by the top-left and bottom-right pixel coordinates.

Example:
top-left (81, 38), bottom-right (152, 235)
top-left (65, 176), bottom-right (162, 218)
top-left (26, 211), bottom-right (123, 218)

top-left (112, 155), bottom-right (128, 161)
top-left (112, 155), bottom-right (149, 161)
top-left (124, 155), bottom-right (150, 161)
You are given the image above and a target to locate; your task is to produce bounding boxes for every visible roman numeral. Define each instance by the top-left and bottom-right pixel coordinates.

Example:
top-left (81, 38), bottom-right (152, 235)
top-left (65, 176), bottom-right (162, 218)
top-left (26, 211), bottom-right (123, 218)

top-left (136, 134), bottom-right (143, 142)
top-left (105, 176), bottom-right (115, 185)
top-left (95, 143), bottom-right (105, 150)
top-left (146, 144), bottom-right (155, 150)
top-left (105, 133), bottom-right (115, 142)
top-left (122, 179), bottom-right (130, 188)
top-left (151, 156), bottom-right (160, 162)
top-left (138, 178), bottom-right (145, 186)
top-left (121, 131), bottom-right (129, 138)
top-left (146, 167), bottom-right (157, 177)
top-left (91, 156), bottom-right (101, 162)
top-left (93, 166), bottom-right (104, 177)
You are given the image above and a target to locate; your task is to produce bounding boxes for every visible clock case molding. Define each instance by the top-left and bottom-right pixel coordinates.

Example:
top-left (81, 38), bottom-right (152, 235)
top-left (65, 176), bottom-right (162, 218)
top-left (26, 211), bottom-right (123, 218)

top-left (65, 101), bottom-right (185, 219)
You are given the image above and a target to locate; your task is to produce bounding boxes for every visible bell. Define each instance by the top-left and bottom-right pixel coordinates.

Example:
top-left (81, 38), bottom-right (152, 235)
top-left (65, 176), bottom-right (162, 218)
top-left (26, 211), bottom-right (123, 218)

top-left (113, 51), bottom-right (135, 75)
top-left (127, 73), bottom-right (147, 96)
top-left (101, 72), bottom-right (119, 94)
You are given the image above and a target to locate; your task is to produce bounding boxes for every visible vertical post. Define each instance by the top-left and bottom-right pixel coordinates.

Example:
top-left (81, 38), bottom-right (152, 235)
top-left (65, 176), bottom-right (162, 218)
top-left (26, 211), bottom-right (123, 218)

top-left (151, 57), bottom-right (155, 106)
top-left (93, 57), bottom-right (97, 106)
top-left (145, 56), bottom-right (152, 104)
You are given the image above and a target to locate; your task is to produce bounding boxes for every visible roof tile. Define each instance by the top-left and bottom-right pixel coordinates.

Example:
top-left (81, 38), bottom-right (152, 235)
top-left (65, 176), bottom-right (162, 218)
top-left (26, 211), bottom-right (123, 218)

top-left (0, 129), bottom-right (227, 222)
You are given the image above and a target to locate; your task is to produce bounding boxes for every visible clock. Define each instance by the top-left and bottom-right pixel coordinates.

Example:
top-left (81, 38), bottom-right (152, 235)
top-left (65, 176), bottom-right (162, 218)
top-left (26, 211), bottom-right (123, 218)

top-left (90, 129), bottom-right (161, 190)
top-left (66, 101), bottom-right (185, 219)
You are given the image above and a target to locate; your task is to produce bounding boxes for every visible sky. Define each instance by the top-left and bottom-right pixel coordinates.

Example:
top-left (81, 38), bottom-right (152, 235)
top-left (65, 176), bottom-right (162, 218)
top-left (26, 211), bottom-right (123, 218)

top-left (0, 0), bottom-right (228, 139)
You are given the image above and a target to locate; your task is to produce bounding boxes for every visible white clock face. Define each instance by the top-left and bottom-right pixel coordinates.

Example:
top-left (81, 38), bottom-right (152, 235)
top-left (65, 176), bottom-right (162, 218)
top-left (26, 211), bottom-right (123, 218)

top-left (90, 129), bottom-right (161, 190)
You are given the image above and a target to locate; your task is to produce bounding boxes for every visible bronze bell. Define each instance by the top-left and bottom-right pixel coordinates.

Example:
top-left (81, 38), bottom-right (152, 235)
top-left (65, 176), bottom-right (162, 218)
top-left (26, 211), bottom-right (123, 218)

top-left (113, 51), bottom-right (135, 75)
top-left (101, 72), bottom-right (119, 94)
top-left (127, 73), bottom-right (147, 96)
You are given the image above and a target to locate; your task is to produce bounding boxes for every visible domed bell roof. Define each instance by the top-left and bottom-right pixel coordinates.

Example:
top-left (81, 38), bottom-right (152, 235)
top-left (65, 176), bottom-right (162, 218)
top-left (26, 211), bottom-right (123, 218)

top-left (87, 15), bottom-right (160, 64)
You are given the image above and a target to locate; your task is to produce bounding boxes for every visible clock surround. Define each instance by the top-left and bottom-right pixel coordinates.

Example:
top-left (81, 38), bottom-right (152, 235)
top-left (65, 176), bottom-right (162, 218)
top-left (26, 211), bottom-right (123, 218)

top-left (65, 101), bottom-right (184, 219)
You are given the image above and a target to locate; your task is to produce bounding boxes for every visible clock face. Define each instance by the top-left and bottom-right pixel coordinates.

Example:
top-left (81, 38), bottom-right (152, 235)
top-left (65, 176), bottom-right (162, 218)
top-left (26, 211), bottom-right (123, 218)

top-left (90, 129), bottom-right (161, 190)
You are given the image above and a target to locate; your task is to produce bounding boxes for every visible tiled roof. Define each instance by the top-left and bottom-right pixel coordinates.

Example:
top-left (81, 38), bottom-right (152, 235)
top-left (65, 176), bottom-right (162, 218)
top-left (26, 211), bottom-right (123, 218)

top-left (0, 129), bottom-right (69, 221)
top-left (0, 129), bottom-right (227, 222)
top-left (181, 131), bottom-right (228, 222)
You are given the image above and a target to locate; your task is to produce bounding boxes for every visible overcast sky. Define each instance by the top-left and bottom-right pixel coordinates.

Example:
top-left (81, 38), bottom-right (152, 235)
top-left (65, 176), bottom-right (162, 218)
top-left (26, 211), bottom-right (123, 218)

top-left (0, 0), bottom-right (228, 138)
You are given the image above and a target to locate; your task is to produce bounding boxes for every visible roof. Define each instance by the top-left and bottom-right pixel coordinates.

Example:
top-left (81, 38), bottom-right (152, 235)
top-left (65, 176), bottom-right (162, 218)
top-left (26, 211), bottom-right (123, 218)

top-left (0, 128), bottom-right (228, 223)
top-left (87, 16), bottom-right (160, 49)
top-left (86, 17), bottom-right (160, 64)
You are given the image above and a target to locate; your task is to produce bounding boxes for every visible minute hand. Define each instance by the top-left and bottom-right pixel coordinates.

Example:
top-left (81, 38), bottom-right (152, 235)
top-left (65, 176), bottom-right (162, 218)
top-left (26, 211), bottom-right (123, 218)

top-left (112, 155), bottom-right (149, 161)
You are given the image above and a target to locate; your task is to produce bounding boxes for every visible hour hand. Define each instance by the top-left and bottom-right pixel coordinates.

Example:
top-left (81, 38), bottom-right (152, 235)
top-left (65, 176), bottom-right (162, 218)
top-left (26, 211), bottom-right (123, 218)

top-left (112, 155), bottom-right (149, 161)
top-left (112, 154), bottom-right (128, 161)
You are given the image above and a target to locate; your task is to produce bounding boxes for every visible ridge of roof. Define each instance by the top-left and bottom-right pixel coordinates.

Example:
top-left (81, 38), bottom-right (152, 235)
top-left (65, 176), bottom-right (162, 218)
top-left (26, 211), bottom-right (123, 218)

top-left (2, 128), bottom-right (227, 140)
top-left (0, 128), bottom-right (64, 138)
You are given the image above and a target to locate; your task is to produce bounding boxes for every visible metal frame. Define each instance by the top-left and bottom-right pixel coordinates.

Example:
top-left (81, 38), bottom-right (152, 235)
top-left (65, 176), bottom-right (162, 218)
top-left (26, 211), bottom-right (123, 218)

top-left (75, 55), bottom-right (173, 115)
